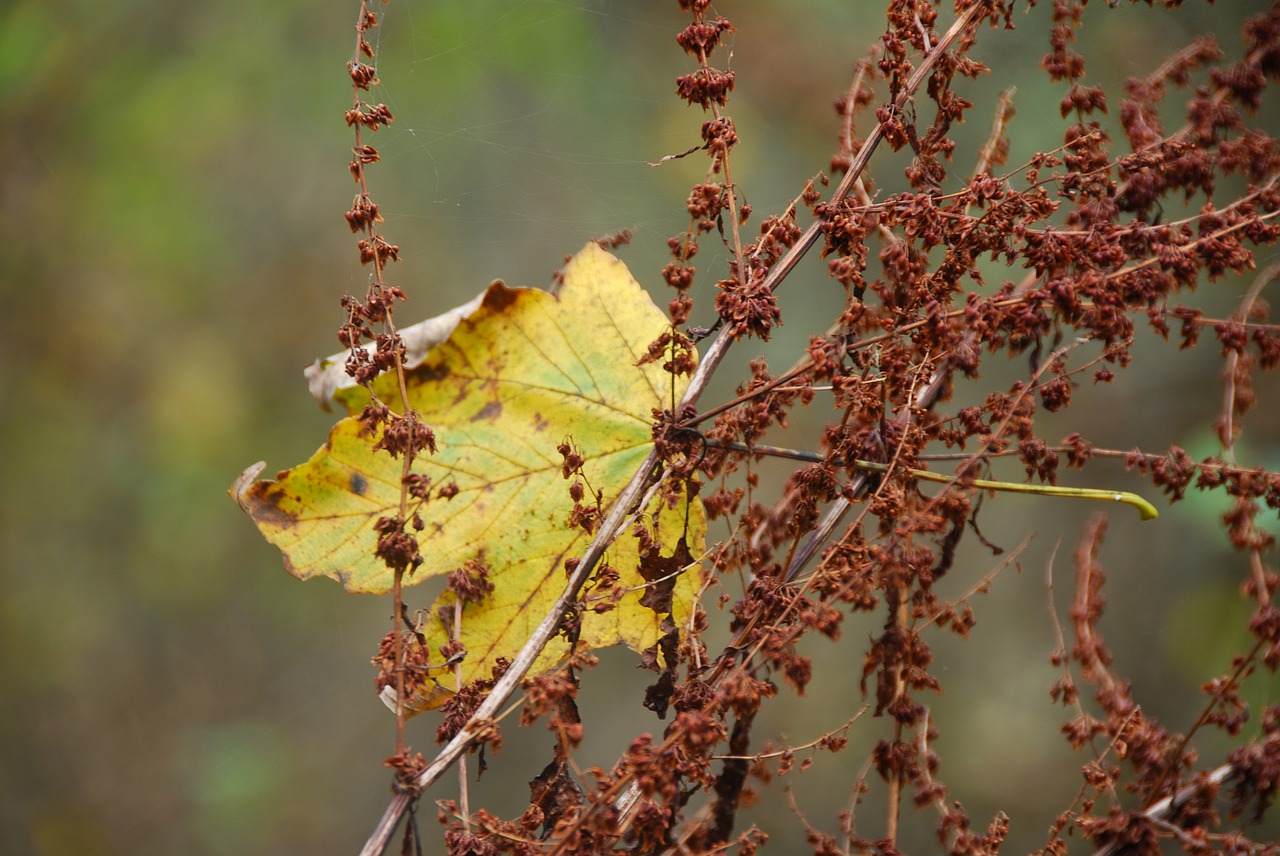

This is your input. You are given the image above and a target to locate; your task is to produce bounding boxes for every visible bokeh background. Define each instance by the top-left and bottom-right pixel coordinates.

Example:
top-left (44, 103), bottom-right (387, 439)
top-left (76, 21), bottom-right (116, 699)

top-left (2, 1), bottom-right (1277, 854)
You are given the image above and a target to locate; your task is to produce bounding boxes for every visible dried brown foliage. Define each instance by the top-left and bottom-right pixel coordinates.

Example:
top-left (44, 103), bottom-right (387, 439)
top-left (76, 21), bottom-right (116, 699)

top-left (332, 2), bottom-right (1280, 854)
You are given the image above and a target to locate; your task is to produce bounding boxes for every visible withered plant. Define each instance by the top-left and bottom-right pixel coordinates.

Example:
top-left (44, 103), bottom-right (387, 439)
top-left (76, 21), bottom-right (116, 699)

top-left (300, 1), bottom-right (1280, 854)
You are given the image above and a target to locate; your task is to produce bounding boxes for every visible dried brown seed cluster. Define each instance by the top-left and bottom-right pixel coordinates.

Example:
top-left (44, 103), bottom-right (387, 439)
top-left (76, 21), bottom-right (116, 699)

top-left (338, 3), bottom-right (1280, 855)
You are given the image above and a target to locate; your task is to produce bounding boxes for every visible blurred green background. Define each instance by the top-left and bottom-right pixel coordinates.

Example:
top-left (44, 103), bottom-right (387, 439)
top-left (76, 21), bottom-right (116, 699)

top-left (1, 1), bottom-right (1276, 854)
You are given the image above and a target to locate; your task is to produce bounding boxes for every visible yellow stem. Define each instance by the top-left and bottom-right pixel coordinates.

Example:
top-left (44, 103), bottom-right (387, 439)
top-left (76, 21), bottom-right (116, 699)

top-left (850, 459), bottom-right (1159, 521)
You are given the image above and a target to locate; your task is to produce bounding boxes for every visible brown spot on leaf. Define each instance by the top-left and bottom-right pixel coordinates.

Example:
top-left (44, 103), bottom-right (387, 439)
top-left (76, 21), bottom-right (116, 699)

top-left (408, 362), bottom-right (450, 384)
top-left (349, 472), bottom-right (368, 495)
top-left (472, 400), bottom-right (502, 422)
top-left (245, 486), bottom-right (297, 530)
top-left (480, 280), bottom-right (519, 313)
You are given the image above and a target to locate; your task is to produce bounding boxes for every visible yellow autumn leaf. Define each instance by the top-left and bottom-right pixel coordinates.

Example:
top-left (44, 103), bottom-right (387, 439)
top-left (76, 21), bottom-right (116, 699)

top-left (235, 243), bottom-right (702, 707)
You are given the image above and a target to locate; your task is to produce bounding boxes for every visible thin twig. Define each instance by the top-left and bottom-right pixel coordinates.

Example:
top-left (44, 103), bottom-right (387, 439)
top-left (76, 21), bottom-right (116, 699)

top-left (1221, 261), bottom-right (1280, 464)
top-left (1088, 764), bottom-right (1234, 856)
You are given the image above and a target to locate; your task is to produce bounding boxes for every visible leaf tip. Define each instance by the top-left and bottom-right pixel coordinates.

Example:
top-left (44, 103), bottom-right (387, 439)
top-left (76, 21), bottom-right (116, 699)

top-left (379, 682), bottom-right (453, 716)
top-left (231, 461), bottom-right (267, 513)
